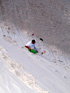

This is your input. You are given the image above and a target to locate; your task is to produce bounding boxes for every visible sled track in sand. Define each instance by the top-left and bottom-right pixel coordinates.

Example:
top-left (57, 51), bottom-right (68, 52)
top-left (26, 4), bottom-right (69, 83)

top-left (0, 46), bottom-right (49, 93)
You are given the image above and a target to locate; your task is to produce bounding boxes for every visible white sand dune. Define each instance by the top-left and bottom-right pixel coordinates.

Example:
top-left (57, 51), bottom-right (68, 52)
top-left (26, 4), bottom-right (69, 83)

top-left (0, 23), bottom-right (70, 93)
top-left (0, 0), bottom-right (70, 54)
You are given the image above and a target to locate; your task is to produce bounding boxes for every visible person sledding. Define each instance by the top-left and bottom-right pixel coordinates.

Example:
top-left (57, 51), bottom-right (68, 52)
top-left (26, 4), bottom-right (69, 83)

top-left (25, 39), bottom-right (38, 54)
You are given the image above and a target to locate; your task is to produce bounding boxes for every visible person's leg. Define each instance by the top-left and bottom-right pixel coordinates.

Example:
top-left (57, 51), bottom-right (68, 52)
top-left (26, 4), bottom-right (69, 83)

top-left (34, 47), bottom-right (38, 52)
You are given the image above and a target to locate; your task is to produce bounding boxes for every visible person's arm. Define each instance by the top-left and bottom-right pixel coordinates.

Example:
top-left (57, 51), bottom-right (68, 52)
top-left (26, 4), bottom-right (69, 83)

top-left (25, 46), bottom-right (31, 50)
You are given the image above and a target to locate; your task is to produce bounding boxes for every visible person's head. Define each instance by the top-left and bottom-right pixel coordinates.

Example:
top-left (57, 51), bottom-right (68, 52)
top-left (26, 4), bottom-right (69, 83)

top-left (32, 39), bottom-right (36, 44)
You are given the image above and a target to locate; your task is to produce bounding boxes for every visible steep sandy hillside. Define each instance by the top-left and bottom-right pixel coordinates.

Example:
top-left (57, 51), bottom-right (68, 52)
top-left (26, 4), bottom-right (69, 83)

top-left (0, 0), bottom-right (70, 54)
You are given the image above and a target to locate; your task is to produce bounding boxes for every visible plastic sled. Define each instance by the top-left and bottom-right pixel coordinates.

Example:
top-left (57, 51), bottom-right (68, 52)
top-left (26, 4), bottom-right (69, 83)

top-left (28, 49), bottom-right (37, 54)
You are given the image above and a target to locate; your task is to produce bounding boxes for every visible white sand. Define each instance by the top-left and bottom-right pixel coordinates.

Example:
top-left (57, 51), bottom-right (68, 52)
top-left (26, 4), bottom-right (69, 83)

top-left (0, 23), bottom-right (70, 93)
